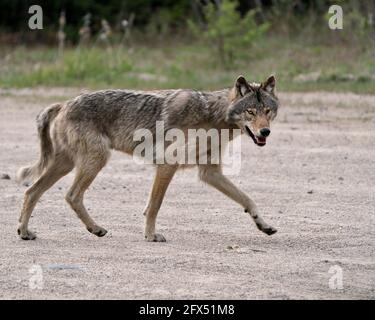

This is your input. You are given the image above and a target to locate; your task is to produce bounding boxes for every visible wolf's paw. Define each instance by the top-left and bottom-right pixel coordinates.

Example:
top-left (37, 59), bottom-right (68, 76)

top-left (18, 228), bottom-right (37, 240)
top-left (145, 233), bottom-right (166, 242)
top-left (257, 224), bottom-right (277, 236)
top-left (87, 226), bottom-right (108, 237)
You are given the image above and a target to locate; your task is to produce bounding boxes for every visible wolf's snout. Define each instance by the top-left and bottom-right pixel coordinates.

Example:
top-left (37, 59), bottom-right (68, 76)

top-left (260, 128), bottom-right (271, 137)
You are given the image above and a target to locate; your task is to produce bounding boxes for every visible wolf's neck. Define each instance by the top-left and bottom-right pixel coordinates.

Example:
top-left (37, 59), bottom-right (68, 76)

top-left (203, 88), bottom-right (234, 127)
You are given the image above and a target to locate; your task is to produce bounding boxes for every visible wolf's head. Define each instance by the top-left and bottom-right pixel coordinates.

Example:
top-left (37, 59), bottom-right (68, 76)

top-left (226, 75), bottom-right (279, 147)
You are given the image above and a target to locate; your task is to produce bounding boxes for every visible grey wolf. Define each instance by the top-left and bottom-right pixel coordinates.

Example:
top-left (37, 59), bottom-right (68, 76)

top-left (16, 75), bottom-right (279, 242)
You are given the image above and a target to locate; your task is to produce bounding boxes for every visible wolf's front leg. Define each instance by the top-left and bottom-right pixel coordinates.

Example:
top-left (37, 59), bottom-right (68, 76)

top-left (144, 165), bottom-right (177, 242)
top-left (199, 165), bottom-right (277, 235)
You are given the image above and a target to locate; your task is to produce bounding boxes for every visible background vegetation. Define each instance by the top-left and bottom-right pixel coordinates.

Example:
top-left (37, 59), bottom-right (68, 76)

top-left (0, 0), bottom-right (374, 93)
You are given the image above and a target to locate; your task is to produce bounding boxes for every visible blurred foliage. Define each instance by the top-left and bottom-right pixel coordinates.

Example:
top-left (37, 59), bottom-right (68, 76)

top-left (188, 0), bottom-right (269, 66)
top-left (1, 37), bottom-right (375, 93)
top-left (0, 0), bottom-right (374, 46)
top-left (0, 0), bottom-right (192, 45)
top-left (0, 0), bottom-right (375, 92)
top-left (0, 0), bottom-right (191, 32)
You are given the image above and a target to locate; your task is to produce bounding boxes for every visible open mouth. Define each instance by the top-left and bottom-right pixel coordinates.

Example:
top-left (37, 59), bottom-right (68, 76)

top-left (245, 126), bottom-right (266, 147)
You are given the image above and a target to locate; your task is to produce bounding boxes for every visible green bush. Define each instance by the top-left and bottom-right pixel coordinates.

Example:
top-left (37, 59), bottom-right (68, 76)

top-left (188, 0), bottom-right (269, 66)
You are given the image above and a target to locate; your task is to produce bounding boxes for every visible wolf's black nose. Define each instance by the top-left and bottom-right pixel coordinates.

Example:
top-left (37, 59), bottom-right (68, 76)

top-left (260, 128), bottom-right (271, 137)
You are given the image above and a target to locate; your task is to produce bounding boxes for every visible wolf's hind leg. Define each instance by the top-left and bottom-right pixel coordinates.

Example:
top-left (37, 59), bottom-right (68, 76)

top-left (144, 165), bottom-right (177, 242)
top-left (65, 150), bottom-right (109, 237)
top-left (199, 165), bottom-right (277, 236)
top-left (18, 154), bottom-right (74, 240)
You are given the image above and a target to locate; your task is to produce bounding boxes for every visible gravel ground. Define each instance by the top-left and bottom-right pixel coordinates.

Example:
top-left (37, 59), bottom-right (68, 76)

top-left (0, 88), bottom-right (374, 299)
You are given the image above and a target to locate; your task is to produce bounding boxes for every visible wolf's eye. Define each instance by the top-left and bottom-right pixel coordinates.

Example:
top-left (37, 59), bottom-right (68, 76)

top-left (265, 109), bottom-right (271, 115)
top-left (246, 109), bottom-right (255, 116)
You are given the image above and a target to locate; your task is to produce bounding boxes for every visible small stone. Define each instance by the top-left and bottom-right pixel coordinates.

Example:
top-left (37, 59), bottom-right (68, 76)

top-left (226, 245), bottom-right (233, 250)
top-left (307, 190), bottom-right (313, 194)
top-left (1, 173), bottom-right (10, 180)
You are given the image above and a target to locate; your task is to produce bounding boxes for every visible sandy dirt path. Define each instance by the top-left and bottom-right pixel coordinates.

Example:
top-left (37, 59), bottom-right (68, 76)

top-left (0, 88), bottom-right (374, 299)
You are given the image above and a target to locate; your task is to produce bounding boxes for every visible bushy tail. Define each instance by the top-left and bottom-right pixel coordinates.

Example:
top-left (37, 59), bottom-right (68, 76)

top-left (16, 103), bottom-right (62, 185)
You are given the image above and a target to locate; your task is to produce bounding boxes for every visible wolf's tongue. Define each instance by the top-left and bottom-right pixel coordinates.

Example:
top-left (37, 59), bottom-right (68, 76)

top-left (257, 136), bottom-right (266, 144)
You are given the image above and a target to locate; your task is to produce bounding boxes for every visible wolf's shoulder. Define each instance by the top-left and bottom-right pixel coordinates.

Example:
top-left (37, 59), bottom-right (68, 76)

top-left (160, 89), bottom-right (210, 127)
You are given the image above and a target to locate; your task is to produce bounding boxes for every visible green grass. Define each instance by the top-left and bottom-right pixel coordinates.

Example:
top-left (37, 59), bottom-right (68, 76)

top-left (1, 38), bottom-right (375, 93)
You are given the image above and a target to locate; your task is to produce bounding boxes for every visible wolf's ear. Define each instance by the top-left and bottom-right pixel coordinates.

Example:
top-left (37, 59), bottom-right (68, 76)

top-left (235, 75), bottom-right (251, 97)
top-left (261, 75), bottom-right (276, 94)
